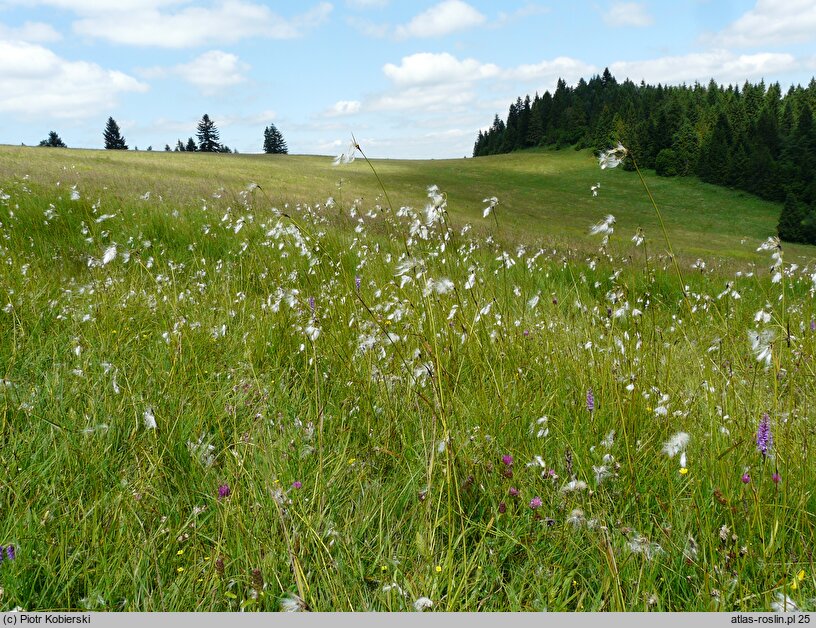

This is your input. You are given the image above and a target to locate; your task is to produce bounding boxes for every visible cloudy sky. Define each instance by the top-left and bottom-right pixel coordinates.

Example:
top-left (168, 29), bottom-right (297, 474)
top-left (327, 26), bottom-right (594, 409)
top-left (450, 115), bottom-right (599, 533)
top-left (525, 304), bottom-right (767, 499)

top-left (0, 0), bottom-right (814, 158)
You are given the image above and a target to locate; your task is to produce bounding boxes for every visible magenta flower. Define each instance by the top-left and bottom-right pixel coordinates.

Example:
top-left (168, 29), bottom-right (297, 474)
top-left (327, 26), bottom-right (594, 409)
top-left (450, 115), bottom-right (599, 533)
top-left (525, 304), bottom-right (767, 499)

top-left (291, 481), bottom-right (302, 489)
top-left (501, 454), bottom-right (513, 467)
top-left (772, 472), bottom-right (781, 484)
top-left (741, 473), bottom-right (751, 484)
top-left (529, 496), bottom-right (543, 510)
top-left (498, 502), bottom-right (507, 514)
top-left (508, 487), bottom-right (519, 497)
top-left (218, 484), bottom-right (231, 499)
top-left (756, 413), bottom-right (773, 457)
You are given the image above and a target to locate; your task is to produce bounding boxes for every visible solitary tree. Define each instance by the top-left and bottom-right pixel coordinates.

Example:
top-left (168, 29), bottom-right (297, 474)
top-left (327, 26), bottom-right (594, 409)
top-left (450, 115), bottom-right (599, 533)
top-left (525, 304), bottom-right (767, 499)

top-left (196, 114), bottom-right (221, 152)
top-left (39, 131), bottom-right (67, 147)
top-left (263, 124), bottom-right (288, 154)
top-left (103, 117), bottom-right (128, 149)
top-left (164, 144), bottom-right (171, 152)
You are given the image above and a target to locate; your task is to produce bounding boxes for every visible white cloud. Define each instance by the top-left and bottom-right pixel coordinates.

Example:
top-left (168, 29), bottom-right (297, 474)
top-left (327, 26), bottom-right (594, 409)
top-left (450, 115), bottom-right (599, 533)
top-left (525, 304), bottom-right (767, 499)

top-left (371, 83), bottom-right (477, 112)
top-left (26, 1), bottom-right (332, 47)
top-left (345, 0), bottom-right (388, 7)
top-left (394, 0), bottom-right (485, 39)
top-left (495, 3), bottom-right (550, 26)
top-left (383, 52), bottom-right (499, 87)
top-left (0, 20), bottom-right (62, 42)
top-left (713, 0), bottom-right (816, 47)
top-left (506, 56), bottom-right (597, 83)
top-left (144, 50), bottom-right (249, 94)
top-left (603, 2), bottom-right (653, 28)
top-left (0, 40), bottom-right (147, 119)
top-left (609, 50), bottom-right (800, 85)
top-left (326, 100), bottom-right (362, 116)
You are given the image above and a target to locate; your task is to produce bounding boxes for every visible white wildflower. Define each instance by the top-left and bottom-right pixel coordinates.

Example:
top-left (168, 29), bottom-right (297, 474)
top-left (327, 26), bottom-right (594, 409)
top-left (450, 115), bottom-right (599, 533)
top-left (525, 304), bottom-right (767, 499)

top-left (482, 196), bottom-right (498, 217)
top-left (598, 142), bottom-right (627, 169)
top-left (748, 329), bottom-right (775, 368)
top-left (567, 509), bottom-right (585, 528)
top-left (143, 407), bottom-right (157, 430)
top-left (413, 597), bottom-right (433, 612)
top-left (590, 214), bottom-right (616, 236)
top-left (280, 593), bottom-right (306, 612)
top-left (770, 593), bottom-right (800, 613)
top-left (101, 245), bottom-right (117, 266)
top-left (333, 139), bottom-right (358, 166)
top-left (560, 479), bottom-right (588, 493)
top-left (593, 465), bottom-right (610, 485)
top-left (662, 432), bottom-right (690, 458)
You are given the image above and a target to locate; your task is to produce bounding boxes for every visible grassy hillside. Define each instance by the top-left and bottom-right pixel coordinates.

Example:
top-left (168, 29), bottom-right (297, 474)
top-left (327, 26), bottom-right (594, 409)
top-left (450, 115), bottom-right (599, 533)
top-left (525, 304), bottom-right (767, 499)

top-left (1, 145), bottom-right (810, 264)
top-left (0, 144), bottom-right (814, 612)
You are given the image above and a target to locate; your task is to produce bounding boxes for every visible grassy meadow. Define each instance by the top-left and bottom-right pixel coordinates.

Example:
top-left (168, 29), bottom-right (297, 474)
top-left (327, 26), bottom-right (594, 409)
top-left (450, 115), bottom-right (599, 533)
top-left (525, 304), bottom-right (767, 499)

top-left (0, 144), bottom-right (814, 612)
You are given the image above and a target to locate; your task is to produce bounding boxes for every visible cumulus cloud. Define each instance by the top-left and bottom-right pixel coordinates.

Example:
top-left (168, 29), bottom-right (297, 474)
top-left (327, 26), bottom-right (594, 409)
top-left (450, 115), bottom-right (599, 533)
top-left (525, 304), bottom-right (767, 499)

top-left (18, 1), bottom-right (332, 48)
top-left (0, 40), bottom-right (147, 119)
top-left (603, 2), bottom-right (653, 28)
top-left (0, 20), bottom-right (62, 42)
top-left (609, 50), bottom-right (800, 85)
top-left (383, 52), bottom-right (499, 87)
top-left (142, 50), bottom-right (249, 94)
top-left (712, 0), bottom-right (816, 47)
top-left (394, 0), bottom-right (485, 39)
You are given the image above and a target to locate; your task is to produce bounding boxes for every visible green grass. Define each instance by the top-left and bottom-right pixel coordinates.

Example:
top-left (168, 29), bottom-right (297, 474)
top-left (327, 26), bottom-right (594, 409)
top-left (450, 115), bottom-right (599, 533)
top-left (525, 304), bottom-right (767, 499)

top-left (2, 145), bottom-right (810, 263)
top-left (0, 145), bottom-right (814, 612)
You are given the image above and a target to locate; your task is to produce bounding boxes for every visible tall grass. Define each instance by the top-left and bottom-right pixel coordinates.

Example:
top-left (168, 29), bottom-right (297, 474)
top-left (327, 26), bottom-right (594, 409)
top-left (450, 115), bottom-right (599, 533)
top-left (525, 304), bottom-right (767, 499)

top-left (0, 145), bottom-right (814, 611)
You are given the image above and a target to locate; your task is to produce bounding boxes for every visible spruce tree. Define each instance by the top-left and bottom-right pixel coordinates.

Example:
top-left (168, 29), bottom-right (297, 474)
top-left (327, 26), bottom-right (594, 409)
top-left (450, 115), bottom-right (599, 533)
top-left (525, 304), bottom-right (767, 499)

top-left (778, 193), bottom-right (806, 243)
top-left (176, 140), bottom-right (185, 152)
top-left (263, 124), bottom-right (288, 154)
top-left (196, 114), bottom-right (221, 152)
top-left (103, 117), bottom-right (128, 150)
top-left (186, 137), bottom-right (197, 152)
top-left (38, 131), bottom-right (67, 147)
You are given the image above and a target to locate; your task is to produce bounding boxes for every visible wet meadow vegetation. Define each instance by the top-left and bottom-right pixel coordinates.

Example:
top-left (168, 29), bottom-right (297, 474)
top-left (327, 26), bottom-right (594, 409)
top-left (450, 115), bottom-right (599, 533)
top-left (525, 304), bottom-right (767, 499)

top-left (0, 144), bottom-right (814, 611)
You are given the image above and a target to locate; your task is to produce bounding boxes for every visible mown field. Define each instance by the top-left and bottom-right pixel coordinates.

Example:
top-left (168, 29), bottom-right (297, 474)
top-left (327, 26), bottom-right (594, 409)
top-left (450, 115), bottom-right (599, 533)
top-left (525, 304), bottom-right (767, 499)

top-left (0, 144), bottom-right (814, 612)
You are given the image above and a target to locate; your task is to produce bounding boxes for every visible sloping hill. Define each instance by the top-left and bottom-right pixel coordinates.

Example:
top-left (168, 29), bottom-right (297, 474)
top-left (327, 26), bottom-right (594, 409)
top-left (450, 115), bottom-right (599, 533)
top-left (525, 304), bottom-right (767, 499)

top-left (1, 145), bottom-right (809, 262)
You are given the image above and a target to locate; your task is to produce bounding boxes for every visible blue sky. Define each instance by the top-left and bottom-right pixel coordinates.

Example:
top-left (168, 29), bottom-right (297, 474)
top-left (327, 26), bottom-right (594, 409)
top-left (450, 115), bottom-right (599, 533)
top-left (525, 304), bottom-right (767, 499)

top-left (1, 0), bottom-right (814, 158)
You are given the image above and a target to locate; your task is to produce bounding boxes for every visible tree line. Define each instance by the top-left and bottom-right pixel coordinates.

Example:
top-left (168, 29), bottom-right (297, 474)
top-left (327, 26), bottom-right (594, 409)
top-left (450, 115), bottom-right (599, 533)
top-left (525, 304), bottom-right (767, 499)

top-left (473, 69), bottom-right (816, 245)
top-left (38, 114), bottom-right (288, 155)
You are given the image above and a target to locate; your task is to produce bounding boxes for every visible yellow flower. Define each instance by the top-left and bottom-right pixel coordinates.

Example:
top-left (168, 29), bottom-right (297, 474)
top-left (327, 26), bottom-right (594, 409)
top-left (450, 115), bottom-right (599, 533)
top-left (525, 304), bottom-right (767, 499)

top-left (176, 549), bottom-right (184, 556)
top-left (680, 468), bottom-right (689, 475)
top-left (176, 567), bottom-right (184, 573)
top-left (797, 570), bottom-right (806, 582)
top-left (348, 458), bottom-right (356, 465)
top-left (435, 565), bottom-right (442, 573)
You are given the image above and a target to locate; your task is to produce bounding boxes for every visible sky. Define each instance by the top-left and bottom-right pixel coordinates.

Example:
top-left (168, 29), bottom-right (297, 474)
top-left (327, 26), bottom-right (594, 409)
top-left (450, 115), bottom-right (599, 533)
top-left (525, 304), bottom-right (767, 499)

top-left (0, 0), bottom-right (815, 159)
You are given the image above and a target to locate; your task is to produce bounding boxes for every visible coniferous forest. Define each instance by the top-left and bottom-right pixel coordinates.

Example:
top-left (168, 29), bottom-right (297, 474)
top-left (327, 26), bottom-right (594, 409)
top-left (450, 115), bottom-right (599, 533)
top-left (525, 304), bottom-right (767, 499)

top-left (473, 69), bottom-right (816, 244)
